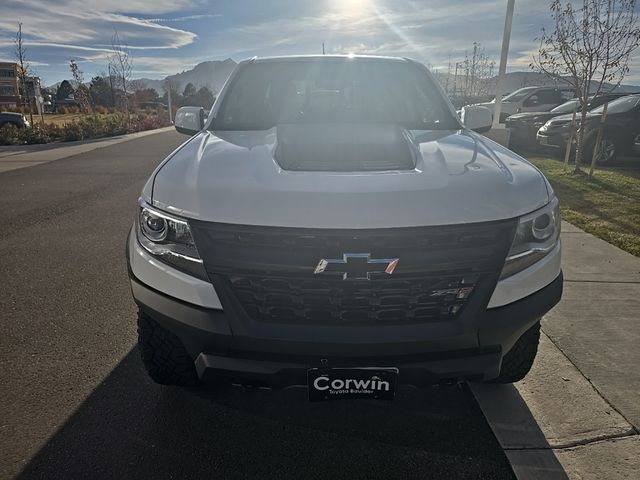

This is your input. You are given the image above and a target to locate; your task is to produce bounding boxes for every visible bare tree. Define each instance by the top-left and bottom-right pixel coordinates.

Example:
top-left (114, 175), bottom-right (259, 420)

top-left (460, 43), bottom-right (496, 97)
top-left (532, 0), bottom-right (640, 174)
top-left (14, 23), bottom-right (33, 125)
top-left (108, 30), bottom-right (132, 120)
top-left (69, 59), bottom-right (90, 113)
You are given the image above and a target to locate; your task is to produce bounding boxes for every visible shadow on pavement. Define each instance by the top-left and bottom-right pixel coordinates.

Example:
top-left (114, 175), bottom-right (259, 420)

top-left (470, 383), bottom-right (569, 480)
top-left (17, 348), bottom-right (515, 480)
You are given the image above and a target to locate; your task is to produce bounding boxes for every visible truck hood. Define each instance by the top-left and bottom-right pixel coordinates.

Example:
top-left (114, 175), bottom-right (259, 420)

top-left (473, 101), bottom-right (518, 114)
top-left (149, 127), bottom-right (549, 228)
top-left (549, 112), bottom-right (600, 124)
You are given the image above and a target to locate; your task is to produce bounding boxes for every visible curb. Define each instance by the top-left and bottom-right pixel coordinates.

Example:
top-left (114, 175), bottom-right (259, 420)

top-left (470, 331), bottom-right (639, 480)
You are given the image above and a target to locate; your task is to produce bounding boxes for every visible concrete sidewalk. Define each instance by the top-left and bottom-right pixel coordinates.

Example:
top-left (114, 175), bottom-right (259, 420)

top-left (547, 222), bottom-right (640, 429)
top-left (473, 221), bottom-right (640, 479)
top-left (0, 127), bottom-right (174, 173)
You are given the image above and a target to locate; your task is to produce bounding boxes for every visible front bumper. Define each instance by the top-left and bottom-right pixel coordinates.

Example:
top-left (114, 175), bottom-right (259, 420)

top-left (506, 122), bottom-right (544, 146)
top-left (129, 269), bottom-right (563, 387)
top-left (536, 130), bottom-right (570, 148)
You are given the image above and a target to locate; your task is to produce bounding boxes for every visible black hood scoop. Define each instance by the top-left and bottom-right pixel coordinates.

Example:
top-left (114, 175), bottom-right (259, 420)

top-left (273, 123), bottom-right (418, 172)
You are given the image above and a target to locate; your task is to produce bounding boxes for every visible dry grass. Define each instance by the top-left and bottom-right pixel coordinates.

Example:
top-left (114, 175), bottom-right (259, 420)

top-left (44, 113), bottom-right (95, 126)
top-left (43, 112), bottom-right (157, 127)
top-left (528, 157), bottom-right (640, 256)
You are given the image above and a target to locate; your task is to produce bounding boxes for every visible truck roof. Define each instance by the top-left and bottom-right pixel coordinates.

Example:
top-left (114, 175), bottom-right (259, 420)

top-left (245, 54), bottom-right (412, 64)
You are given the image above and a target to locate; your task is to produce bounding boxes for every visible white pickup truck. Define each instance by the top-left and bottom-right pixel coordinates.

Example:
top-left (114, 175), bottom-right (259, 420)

top-left (127, 55), bottom-right (562, 401)
top-left (474, 85), bottom-right (577, 122)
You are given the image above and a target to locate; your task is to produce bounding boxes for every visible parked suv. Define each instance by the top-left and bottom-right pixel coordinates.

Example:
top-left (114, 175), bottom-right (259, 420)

top-left (537, 94), bottom-right (640, 163)
top-left (506, 93), bottom-right (630, 148)
top-left (127, 56), bottom-right (562, 400)
top-left (473, 86), bottom-right (576, 123)
top-left (0, 112), bottom-right (30, 129)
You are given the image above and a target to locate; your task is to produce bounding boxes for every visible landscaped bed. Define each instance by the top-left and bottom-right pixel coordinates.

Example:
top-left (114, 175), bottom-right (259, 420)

top-left (528, 156), bottom-right (640, 256)
top-left (0, 112), bottom-right (170, 145)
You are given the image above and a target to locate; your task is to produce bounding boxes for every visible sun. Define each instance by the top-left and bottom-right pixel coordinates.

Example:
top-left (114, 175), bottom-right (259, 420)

top-left (332, 0), bottom-right (371, 14)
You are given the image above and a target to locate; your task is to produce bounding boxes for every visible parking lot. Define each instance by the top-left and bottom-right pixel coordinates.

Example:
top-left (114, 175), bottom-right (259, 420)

top-left (0, 132), bottom-right (515, 479)
top-left (2, 129), bottom-right (639, 480)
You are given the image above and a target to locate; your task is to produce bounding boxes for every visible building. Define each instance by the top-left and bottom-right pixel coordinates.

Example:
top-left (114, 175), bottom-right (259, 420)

top-left (0, 62), bottom-right (41, 110)
top-left (0, 62), bottom-right (20, 108)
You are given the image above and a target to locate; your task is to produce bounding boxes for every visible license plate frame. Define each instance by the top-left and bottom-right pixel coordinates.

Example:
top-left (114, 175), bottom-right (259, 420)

top-left (307, 367), bottom-right (398, 402)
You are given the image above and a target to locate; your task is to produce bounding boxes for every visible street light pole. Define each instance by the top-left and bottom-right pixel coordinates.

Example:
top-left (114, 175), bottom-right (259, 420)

top-left (166, 81), bottom-right (173, 124)
top-left (492, 0), bottom-right (515, 128)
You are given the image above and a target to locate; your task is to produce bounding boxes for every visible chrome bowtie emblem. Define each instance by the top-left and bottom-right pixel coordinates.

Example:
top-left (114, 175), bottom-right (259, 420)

top-left (313, 253), bottom-right (399, 280)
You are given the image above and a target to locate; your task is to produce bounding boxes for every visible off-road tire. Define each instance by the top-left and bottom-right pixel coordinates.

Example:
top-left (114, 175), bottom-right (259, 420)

top-left (137, 309), bottom-right (199, 386)
top-left (490, 321), bottom-right (541, 384)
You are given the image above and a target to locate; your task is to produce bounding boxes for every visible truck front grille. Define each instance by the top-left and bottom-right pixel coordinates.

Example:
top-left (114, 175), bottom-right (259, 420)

top-left (190, 220), bottom-right (516, 326)
top-left (226, 274), bottom-right (479, 325)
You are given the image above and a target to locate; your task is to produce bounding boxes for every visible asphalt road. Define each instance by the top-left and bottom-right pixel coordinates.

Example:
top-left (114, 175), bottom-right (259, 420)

top-left (0, 131), bottom-right (515, 480)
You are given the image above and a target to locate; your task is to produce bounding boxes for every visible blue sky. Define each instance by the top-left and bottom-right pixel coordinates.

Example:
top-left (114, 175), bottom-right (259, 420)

top-left (0, 0), bottom-right (639, 85)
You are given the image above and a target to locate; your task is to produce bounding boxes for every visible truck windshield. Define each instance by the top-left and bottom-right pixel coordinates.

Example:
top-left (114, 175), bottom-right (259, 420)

top-left (502, 87), bottom-right (537, 102)
top-left (551, 100), bottom-right (579, 113)
top-left (212, 59), bottom-right (458, 131)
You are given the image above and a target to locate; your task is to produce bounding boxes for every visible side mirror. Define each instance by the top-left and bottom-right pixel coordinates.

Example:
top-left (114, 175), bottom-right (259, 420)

top-left (174, 106), bottom-right (205, 135)
top-left (461, 105), bottom-right (492, 133)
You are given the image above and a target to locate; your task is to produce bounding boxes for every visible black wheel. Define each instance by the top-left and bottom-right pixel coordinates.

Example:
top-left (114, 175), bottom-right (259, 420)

top-left (137, 309), bottom-right (199, 386)
top-left (489, 321), bottom-right (540, 384)
top-left (588, 137), bottom-right (617, 164)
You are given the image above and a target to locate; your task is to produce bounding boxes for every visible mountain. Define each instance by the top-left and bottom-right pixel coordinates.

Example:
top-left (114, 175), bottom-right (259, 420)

top-left (136, 58), bottom-right (237, 95)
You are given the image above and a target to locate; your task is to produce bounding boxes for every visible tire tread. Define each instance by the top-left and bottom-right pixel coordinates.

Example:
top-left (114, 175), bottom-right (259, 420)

top-left (491, 321), bottom-right (540, 384)
top-left (137, 309), bottom-right (198, 386)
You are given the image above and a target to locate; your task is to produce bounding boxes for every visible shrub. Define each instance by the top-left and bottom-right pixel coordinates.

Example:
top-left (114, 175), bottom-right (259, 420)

top-left (46, 124), bottom-right (63, 142)
top-left (77, 115), bottom-right (102, 138)
top-left (22, 125), bottom-right (50, 144)
top-left (55, 115), bottom-right (127, 142)
top-left (127, 115), bottom-right (170, 133)
top-left (0, 112), bottom-right (164, 145)
top-left (104, 115), bottom-right (127, 136)
top-left (0, 124), bottom-right (22, 145)
top-left (61, 122), bottom-right (83, 141)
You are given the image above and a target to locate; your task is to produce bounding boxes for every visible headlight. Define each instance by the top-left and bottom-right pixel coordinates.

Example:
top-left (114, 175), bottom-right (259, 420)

top-left (559, 120), bottom-right (578, 130)
top-left (500, 196), bottom-right (561, 279)
top-left (135, 199), bottom-right (207, 280)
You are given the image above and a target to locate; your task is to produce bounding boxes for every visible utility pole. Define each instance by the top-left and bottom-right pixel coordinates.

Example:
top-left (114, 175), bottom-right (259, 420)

top-left (445, 55), bottom-right (451, 94)
top-left (322, 42), bottom-right (325, 55)
top-left (166, 81), bottom-right (173, 124)
top-left (463, 58), bottom-right (469, 97)
top-left (34, 80), bottom-right (45, 129)
top-left (470, 42), bottom-right (478, 96)
top-left (453, 62), bottom-right (459, 97)
top-left (108, 64), bottom-right (115, 107)
top-left (492, 0), bottom-right (516, 128)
